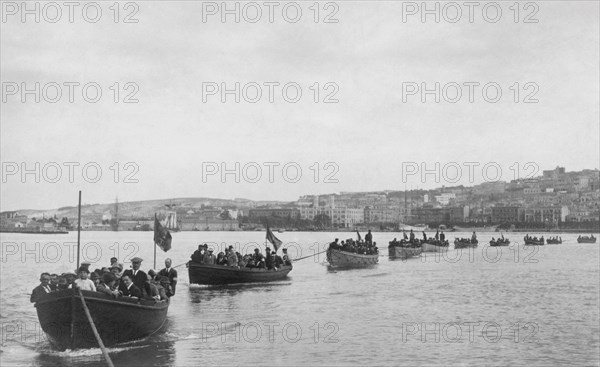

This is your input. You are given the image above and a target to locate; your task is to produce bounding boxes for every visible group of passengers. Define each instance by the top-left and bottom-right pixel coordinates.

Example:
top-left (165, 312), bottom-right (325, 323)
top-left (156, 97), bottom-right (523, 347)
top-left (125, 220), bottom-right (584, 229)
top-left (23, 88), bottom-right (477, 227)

top-left (31, 257), bottom-right (177, 303)
top-left (190, 244), bottom-right (292, 270)
top-left (329, 231), bottom-right (379, 255)
top-left (524, 234), bottom-right (544, 243)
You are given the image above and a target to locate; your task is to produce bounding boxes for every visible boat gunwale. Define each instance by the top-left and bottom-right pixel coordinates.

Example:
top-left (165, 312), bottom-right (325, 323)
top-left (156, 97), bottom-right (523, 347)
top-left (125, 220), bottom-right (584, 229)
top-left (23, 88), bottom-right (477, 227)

top-left (326, 248), bottom-right (379, 259)
top-left (187, 262), bottom-right (293, 273)
top-left (34, 290), bottom-right (170, 310)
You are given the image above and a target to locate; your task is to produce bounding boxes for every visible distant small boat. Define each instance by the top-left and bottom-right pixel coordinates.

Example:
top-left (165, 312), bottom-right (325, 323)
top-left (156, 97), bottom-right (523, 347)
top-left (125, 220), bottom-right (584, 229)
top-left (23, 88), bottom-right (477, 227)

top-left (524, 238), bottom-right (545, 246)
top-left (490, 238), bottom-right (510, 246)
top-left (453, 239), bottom-right (478, 249)
top-left (577, 235), bottom-right (597, 244)
top-left (277, 229), bottom-right (285, 233)
top-left (546, 238), bottom-right (562, 245)
top-left (388, 240), bottom-right (422, 259)
top-left (421, 240), bottom-right (449, 252)
top-left (326, 248), bottom-right (379, 267)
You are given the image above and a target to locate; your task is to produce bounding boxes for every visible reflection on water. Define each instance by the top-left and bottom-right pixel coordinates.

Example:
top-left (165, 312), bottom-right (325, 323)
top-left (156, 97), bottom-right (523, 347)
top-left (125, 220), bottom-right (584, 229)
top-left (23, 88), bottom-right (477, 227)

top-left (1, 231), bottom-right (599, 366)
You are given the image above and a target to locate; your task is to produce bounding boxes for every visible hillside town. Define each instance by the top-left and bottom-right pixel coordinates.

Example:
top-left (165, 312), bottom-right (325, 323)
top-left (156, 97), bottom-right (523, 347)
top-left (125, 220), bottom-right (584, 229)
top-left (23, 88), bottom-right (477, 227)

top-left (2, 167), bottom-right (599, 233)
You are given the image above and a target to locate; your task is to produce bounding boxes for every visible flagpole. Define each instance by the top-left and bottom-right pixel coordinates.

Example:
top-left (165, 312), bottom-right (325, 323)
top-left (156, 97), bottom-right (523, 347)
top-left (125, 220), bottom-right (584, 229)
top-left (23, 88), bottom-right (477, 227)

top-left (76, 190), bottom-right (82, 270)
top-left (154, 213), bottom-right (157, 270)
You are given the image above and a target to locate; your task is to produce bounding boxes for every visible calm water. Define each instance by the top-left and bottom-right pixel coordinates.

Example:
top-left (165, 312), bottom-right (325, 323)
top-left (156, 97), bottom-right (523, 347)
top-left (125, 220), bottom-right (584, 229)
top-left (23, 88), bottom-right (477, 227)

top-left (1, 231), bottom-right (599, 366)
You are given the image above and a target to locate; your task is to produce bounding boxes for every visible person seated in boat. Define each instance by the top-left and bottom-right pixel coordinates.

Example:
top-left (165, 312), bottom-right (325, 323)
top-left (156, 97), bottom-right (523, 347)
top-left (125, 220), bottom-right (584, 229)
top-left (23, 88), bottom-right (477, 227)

top-left (110, 257), bottom-right (124, 272)
top-left (96, 273), bottom-right (120, 298)
top-left (73, 269), bottom-right (96, 291)
top-left (157, 276), bottom-right (173, 299)
top-left (237, 252), bottom-right (247, 268)
top-left (57, 275), bottom-right (69, 290)
top-left (144, 279), bottom-right (161, 301)
top-left (252, 248), bottom-right (266, 269)
top-left (122, 257), bottom-right (150, 296)
top-left (409, 230), bottom-right (415, 242)
top-left (49, 273), bottom-right (59, 291)
top-left (158, 258), bottom-right (178, 295)
top-left (148, 269), bottom-right (157, 281)
top-left (329, 238), bottom-right (340, 250)
top-left (203, 249), bottom-right (216, 265)
top-left (227, 247), bottom-right (238, 268)
top-left (31, 273), bottom-right (53, 303)
top-left (471, 232), bottom-right (477, 242)
top-left (119, 275), bottom-right (142, 299)
top-left (110, 264), bottom-right (122, 279)
top-left (357, 245), bottom-right (365, 254)
top-left (540, 236), bottom-right (544, 243)
top-left (216, 252), bottom-right (226, 265)
top-left (191, 245), bottom-right (205, 263)
top-left (282, 248), bottom-right (292, 266)
top-left (271, 251), bottom-right (283, 270)
top-left (365, 230), bottom-right (373, 244)
top-left (244, 254), bottom-right (255, 268)
top-left (90, 271), bottom-right (101, 288)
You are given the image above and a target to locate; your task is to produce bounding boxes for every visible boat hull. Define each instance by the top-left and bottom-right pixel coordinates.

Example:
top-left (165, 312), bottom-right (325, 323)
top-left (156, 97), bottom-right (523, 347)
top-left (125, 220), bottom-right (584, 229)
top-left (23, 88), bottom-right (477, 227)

top-left (187, 263), bottom-right (292, 285)
top-left (524, 240), bottom-right (544, 246)
top-left (34, 289), bottom-right (169, 350)
top-left (577, 238), bottom-right (597, 243)
top-left (388, 246), bottom-right (422, 259)
top-left (489, 240), bottom-right (510, 247)
top-left (421, 242), bottom-right (449, 252)
top-left (326, 249), bottom-right (379, 267)
top-left (454, 240), bottom-right (478, 249)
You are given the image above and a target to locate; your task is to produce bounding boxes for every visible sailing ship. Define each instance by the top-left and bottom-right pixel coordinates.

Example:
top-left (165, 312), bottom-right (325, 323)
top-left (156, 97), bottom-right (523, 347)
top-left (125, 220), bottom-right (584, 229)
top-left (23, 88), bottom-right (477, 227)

top-left (164, 211), bottom-right (180, 232)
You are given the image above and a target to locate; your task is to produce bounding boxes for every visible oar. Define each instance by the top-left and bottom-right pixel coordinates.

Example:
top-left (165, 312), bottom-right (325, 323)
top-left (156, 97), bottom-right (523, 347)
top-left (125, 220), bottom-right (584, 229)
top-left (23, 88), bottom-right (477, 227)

top-left (77, 289), bottom-right (115, 367)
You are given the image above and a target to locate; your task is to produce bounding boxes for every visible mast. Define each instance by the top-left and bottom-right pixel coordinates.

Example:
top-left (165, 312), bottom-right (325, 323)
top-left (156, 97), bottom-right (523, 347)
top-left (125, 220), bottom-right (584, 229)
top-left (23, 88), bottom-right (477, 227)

top-left (76, 190), bottom-right (82, 270)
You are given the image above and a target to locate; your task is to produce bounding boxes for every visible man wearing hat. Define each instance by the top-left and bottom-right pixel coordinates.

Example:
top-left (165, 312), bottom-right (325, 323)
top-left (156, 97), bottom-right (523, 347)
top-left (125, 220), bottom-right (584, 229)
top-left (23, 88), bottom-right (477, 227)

top-left (76, 261), bottom-right (91, 274)
top-left (205, 248), bottom-right (216, 264)
top-left (122, 257), bottom-right (150, 296)
top-left (158, 258), bottom-right (178, 296)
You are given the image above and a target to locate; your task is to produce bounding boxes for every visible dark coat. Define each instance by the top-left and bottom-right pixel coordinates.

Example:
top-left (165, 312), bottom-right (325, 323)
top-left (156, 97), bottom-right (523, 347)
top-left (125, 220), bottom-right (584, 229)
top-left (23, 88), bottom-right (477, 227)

top-left (119, 282), bottom-right (142, 298)
top-left (30, 284), bottom-right (52, 303)
top-left (122, 269), bottom-right (148, 291)
top-left (158, 268), bottom-right (178, 295)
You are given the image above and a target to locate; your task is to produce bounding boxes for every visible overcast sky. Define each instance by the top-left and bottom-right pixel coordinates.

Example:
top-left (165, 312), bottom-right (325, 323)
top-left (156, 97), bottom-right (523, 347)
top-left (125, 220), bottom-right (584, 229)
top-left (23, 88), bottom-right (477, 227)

top-left (1, 1), bottom-right (599, 211)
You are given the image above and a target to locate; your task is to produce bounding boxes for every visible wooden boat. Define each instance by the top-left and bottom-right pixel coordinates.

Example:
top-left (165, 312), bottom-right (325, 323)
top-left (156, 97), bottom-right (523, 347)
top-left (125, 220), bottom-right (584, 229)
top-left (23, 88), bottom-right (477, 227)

top-left (490, 239), bottom-right (510, 246)
top-left (421, 240), bottom-right (449, 252)
top-left (453, 239), bottom-right (478, 249)
top-left (326, 248), bottom-right (379, 267)
top-left (546, 238), bottom-right (562, 244)
top-left (524, 239), bottom-right (544, 246)
top-left (577, 236), bottom-right (597, 243)
top-left (34, 289), bottom-right (169, 350)
top-left (187, 262), bottom-right (292, 285)
top-left (388, 241), bottom-right (422, 259)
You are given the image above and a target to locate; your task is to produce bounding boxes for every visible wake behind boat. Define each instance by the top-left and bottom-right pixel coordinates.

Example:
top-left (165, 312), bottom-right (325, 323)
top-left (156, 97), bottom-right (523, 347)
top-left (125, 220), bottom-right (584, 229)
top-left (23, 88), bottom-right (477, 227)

top-left (35, 289), bottom-right (169, 350)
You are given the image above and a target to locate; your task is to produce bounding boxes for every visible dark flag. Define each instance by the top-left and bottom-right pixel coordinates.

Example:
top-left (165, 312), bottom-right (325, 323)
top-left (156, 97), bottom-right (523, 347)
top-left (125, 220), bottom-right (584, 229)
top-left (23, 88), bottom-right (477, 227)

top-left (266, 225), bottom-right (282, 252)
top-left (154, 215), bottom-right (172, 252)
top-left (356, 231), bottom-right (362, 241)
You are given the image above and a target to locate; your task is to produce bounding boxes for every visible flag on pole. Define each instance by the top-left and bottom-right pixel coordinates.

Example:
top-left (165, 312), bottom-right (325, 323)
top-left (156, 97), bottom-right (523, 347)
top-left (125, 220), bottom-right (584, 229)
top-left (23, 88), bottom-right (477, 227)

top-left (266, 225), bottom-right (282, 252)
top-left (356, 231), bottom-right (362, 241)
top-left (154, 214), bottom-right (172, 252)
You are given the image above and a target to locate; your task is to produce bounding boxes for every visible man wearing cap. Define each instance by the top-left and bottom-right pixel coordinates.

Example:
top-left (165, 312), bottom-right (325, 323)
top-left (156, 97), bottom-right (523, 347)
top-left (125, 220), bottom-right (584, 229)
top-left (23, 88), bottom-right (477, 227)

top-left (122, 257), bottom-right (150, 296)
top-left (158, 258), bottom-right (178, 296)
top-left (31, 273), bottom-right (53, 303)
top-left (76, 261), bottom-right (91, 274)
